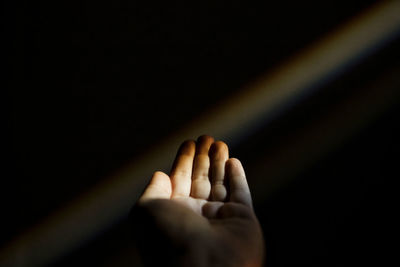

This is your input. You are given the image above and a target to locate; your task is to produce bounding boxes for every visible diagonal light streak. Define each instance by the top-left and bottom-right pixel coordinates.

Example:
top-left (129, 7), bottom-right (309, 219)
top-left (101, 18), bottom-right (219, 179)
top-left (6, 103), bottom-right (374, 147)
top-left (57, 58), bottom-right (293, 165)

top-left (1, 1), bottom-right (400, 266)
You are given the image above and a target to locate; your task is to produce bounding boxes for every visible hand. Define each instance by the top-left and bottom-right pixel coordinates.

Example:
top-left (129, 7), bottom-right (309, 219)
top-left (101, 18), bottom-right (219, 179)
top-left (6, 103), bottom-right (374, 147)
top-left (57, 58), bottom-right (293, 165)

top-left (132, 135), bottom-right (264, 267)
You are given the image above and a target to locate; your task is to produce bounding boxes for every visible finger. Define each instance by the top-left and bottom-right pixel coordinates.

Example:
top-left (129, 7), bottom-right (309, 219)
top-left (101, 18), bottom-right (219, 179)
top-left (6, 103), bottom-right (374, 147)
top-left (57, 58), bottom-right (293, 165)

top-left (209, 141), bottom-right (229, 201)
top-left (170, 140), bottom-right (196, 198)
top-left (139, 171), bottom-right (172, 203)
top-left (226, 158), bottom-right (253, 207)
top-left (190, 135), bottom-right (214, 199)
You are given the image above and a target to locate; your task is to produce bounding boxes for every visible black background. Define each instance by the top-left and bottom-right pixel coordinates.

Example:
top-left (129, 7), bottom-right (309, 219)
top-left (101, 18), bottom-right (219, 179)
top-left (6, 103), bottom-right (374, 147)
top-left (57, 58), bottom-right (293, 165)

top-left (4, 0), bottom-right (399, 266)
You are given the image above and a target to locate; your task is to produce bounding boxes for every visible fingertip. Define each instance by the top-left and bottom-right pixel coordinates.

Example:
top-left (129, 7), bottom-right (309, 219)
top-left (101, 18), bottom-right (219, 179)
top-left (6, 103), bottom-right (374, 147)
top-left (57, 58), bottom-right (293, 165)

top-left (227, 157), bottom-right (241, 164)
top-left (210, 141), bottom-right (229, 158)
top-left (194, 135), bottom-right (214, 155)
top-left (213, 140), bottom-right (228, 150)
top-left (152, 171), bottom-right (169, 179)
top-left (182, 139), bottom-right (196, 145)
top-left (226, 158), bottom-right (247, 182)
top-left (139, 171), bottom-right (172, 203)
top-left (226, 158), bottom-right (244, 172)
top-left (197, 135), bottom-right (215, 144)
top-left (178, 140), bottom-right (196, 155)
top-left (150, 171), bottom-right (171, 189)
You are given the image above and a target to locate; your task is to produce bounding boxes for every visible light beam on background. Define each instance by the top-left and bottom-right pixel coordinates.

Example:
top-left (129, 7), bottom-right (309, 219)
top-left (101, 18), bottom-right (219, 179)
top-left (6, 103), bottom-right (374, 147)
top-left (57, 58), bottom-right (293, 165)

top-left (1, 1), bottom-right (400, 266)
top-left (247, 68), bottom-right (400, 201)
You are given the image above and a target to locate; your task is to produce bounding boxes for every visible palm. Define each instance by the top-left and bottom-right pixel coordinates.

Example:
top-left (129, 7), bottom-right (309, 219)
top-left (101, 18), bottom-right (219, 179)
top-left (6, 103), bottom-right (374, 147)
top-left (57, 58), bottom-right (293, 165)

top-left (136, 136), bottom-right (264, 266)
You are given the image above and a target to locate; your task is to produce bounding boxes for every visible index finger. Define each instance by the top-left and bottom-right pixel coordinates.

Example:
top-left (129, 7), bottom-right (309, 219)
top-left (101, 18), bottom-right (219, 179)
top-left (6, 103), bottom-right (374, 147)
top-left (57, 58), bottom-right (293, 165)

top-left (170, 140), bottom-right (196, 198)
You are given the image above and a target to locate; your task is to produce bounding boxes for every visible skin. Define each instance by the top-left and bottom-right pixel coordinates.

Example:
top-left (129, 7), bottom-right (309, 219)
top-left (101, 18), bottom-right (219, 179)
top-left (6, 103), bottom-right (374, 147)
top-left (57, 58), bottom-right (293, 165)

top-left (132, 135), bottom-right (265, 267)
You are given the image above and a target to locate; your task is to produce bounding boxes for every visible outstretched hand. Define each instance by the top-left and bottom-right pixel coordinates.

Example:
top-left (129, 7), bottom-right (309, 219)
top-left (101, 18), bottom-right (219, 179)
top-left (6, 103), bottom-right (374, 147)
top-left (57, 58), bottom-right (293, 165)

top-left (132, 135), bottom-right (264, 267)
